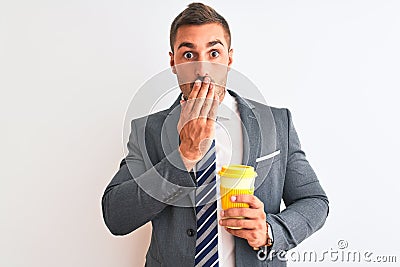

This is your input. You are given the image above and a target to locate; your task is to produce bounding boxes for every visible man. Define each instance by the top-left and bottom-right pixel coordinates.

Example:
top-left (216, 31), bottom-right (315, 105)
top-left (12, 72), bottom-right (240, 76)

top-left (102, 3), bottom-right (329, 266)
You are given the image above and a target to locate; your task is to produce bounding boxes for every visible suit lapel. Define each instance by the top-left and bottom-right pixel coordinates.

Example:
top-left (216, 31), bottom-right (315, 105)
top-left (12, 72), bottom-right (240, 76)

top-left (228, 90), bottom-right (261, 169)
top-left (162, 96), bottom-right (181, 155)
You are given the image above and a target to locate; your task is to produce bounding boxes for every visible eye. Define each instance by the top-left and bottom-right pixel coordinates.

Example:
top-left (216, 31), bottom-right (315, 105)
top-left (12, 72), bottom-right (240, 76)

top-left (183, 52), bottom-right (194, 59)
top-left (210, 50), bottom-right (219, 58)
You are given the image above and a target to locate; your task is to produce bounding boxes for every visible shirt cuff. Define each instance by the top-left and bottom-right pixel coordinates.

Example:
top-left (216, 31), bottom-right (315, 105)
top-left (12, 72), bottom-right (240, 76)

top-left (267, 222), bottom-right (273, 246)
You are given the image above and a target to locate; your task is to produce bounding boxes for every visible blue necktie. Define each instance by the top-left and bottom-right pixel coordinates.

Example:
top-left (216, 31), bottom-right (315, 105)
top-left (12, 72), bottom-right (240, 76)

top-left (195, 140), bottom-right (219, 267)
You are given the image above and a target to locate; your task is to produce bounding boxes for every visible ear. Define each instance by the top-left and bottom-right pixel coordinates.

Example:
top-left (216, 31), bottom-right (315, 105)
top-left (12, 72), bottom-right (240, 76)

top-left (228, 48), bottom-right (233, 71)
top-left (169, 51), bottom-right (177, 74)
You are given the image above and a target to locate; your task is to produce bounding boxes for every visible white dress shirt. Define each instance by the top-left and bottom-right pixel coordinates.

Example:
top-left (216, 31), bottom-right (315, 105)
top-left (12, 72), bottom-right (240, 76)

top-left (215, 92), bottom-right (243, 267)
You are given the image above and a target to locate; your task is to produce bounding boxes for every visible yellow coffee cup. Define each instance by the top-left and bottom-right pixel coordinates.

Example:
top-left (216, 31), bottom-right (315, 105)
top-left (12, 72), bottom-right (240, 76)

top-left (218, 164), bottom-right (257, 211)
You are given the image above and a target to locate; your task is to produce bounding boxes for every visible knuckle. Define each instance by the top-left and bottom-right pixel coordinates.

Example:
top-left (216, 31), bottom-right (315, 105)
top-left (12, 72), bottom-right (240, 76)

top-left (224, 209), bottom-right (232, 217)
top-left (260, 213), bottom-right (266, 221)
top-left (250, 231), bottom-right (258, 240)
top-left (229, 209), bottom-right (238, 217)
top-left (238, 209), bottom-right (246, 217)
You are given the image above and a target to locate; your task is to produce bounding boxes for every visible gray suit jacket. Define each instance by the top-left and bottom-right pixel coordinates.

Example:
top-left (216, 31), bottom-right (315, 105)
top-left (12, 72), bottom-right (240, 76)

top-left (102, 91), bottom-right (329, 266)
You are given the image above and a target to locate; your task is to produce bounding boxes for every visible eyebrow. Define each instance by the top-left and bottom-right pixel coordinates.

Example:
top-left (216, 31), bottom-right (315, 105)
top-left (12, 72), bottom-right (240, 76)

top-left (177, 42), bottom-right (195, 50)
top-left (208, 40), bottom-right (224, 48)
top-left (177, 39), bottom-right (225, 50)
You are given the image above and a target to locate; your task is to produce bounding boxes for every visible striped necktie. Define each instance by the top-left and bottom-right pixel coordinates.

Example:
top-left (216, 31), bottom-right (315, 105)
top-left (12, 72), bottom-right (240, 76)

top-left (195, 140), bottom-right (219, 267)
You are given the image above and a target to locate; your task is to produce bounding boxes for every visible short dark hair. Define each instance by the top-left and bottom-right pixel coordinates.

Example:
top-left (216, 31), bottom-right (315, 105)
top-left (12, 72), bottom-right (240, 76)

top-left (170, 2), bottom-right (231, 53)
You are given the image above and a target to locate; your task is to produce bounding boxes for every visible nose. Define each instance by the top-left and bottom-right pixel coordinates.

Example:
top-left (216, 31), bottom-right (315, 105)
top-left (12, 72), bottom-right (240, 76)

top-left (195, 61), bottom-right (210, 78)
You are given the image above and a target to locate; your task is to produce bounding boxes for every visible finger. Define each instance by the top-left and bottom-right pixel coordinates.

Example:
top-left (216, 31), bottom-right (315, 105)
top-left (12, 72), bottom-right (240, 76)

top-left (224, 228), bottom-right (263, 247)
top-left (231, 195), bottom-right (264, 209)
top-left (221, 208), bottom-right (261, 220)
top-left (219, 218), bottom-right (255, 229)
top-left (205, 81), bottom-right (215, 100)
top-left (198, 76), bottom-right (211, 98)
top-left (180, 99), bottom-right (186, 109)
top-left (185, 79), bottom-right (202, 111)
top-left (191, 77), bottom-right (211, 115)
top-left (207, 92), bottom-right (219, 122)
top-left (178, 98), bottom-right (192, 127)
top-left (225, 228), bottom-right (249, 239)
top-left (199, 82), bottom-right (215, 118)
top-left (188, 79), bottom-right (202, 100)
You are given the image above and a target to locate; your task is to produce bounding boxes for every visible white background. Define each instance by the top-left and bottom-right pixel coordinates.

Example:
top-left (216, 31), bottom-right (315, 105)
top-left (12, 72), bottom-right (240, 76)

top-left (1, 0), bottom-right (400, 266)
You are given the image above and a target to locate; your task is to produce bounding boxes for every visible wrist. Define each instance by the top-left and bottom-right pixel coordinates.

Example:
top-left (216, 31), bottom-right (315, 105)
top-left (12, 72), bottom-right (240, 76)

top-left (178, 145), bottom-right (200, 171)
top-left (252, 222), bottom-right (273, 251)
top-left (255, 222), bottom-right (274, 261)
top-left (179, 142), bottom-right (202, 159)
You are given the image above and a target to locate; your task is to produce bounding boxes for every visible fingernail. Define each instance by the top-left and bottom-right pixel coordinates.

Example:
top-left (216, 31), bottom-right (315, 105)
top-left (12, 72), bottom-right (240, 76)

top-left (231, 196), bottom-right (236, 202)
top-left (195, 79), bottom-right (201, 86)
top-left (220, 210), bottom-right (224, 217)
top-left (204, 77), bottom-right (210, 83)
top-left (219, 219), bottom-right (223, 225)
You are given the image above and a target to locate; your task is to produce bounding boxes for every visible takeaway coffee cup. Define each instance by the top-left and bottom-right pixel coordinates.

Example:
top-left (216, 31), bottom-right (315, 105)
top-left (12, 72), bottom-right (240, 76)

top-left (218, 165), bottom-right (257, 228)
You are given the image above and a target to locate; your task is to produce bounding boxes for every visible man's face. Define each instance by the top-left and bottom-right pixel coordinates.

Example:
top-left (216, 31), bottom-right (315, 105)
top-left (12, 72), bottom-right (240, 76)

top-left (169, 23), bottom-right (233, 101)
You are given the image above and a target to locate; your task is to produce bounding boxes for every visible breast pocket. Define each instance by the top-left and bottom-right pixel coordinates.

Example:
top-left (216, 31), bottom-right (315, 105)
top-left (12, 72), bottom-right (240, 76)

top-left (255, 150), bottom-right (281, 179)
top-left (256, 150), bottom-right (280, 165)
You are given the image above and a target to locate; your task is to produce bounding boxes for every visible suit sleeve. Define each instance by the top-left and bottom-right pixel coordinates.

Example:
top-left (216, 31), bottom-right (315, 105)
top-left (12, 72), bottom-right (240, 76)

top-left (101, 119), bottom-right (195, 235)
top-left (266, 109), bottom-right (329, 254)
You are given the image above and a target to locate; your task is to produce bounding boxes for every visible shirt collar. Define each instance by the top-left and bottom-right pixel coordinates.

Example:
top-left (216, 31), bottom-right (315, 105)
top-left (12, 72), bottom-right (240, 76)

top-left (217, 91), bottom-right (236, 120)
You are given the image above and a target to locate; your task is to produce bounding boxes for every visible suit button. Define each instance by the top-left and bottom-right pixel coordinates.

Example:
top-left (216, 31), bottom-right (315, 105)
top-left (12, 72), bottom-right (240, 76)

top-left (187, 229), bottom-right (195, 237)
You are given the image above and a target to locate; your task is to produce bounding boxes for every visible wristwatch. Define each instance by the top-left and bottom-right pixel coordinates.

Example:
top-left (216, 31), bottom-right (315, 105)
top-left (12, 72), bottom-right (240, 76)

top-left (266, 222), bottom-right (273, 246)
